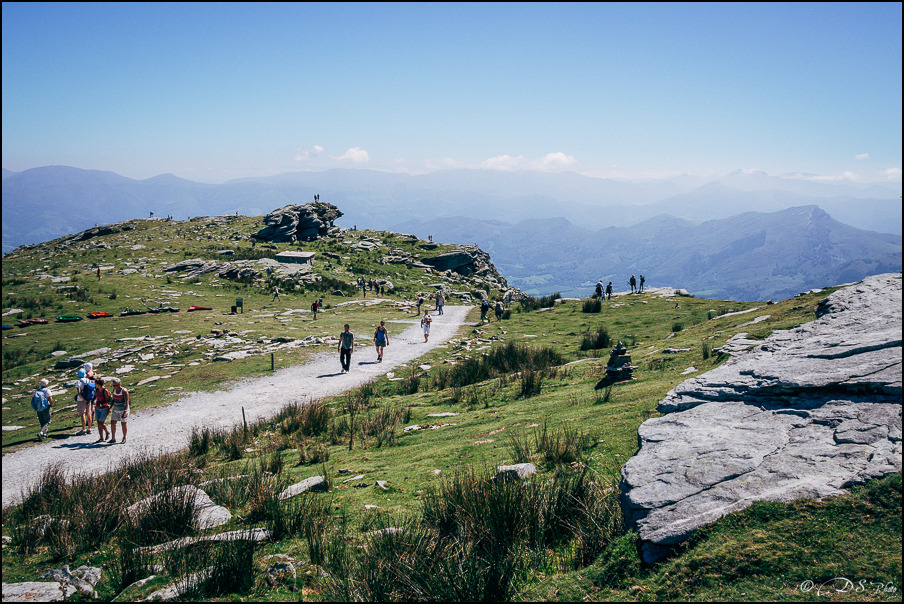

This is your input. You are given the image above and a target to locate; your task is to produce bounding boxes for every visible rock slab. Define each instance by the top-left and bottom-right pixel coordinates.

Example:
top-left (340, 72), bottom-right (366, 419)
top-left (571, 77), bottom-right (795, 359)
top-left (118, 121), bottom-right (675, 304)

top-left (620, 273), bottom-right (903, 562)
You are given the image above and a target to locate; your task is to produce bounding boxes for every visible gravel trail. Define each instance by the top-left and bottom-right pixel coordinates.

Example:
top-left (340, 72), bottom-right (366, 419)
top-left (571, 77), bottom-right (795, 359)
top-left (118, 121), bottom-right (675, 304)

top-left (2, 305), bottom-right (472, 508)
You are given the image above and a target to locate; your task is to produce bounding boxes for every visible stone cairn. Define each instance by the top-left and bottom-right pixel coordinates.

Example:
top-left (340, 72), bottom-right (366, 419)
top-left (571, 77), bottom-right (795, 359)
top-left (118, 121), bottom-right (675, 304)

top-left (595, 341), bottom-right (636, 389)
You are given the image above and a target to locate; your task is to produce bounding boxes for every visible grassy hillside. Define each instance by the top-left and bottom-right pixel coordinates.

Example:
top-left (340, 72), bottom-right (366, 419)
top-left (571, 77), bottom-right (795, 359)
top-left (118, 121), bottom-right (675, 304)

top-left (2, 215), bottom-right (900, 601)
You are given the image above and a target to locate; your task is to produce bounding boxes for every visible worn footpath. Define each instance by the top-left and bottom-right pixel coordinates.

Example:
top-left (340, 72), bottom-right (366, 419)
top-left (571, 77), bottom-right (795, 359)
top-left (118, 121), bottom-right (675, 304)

top-left (2, 306), bottom-right (472, 508)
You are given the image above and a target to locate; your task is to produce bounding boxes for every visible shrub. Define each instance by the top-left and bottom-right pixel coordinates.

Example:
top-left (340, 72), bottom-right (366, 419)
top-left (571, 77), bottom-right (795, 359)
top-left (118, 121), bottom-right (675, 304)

top-left (702, 340), bottom-right (712, 360)
top-left (276, 399), bottom-right (331, 437)
top-left (582, 298), bottom-right (602, 313)
top-left (672, 322), bottom-right (683, 333)
top-left (519, 368), bottom-right (543, 398)
top-left (580, 326), bottom-right (611, 351)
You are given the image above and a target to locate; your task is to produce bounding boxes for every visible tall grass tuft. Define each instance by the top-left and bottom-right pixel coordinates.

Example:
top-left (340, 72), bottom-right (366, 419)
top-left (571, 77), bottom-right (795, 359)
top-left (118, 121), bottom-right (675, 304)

top-left (582, 298), bottom-right (602, 313)
top-left (276, 398), bottom-right (331, 437)
top-left (580, 326), bottom-right (611, 351)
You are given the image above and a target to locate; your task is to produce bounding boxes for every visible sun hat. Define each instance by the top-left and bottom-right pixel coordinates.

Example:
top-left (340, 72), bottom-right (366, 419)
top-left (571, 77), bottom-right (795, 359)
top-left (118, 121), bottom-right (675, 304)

top-left (39, 378), bottom-right (49, 387)
top-left (77, 369), bottom-right (86, 378)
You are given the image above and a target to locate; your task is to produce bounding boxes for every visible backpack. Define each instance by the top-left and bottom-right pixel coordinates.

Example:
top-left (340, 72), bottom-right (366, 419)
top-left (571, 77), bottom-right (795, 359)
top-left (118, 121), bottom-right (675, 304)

top-left (81, 379), bottom-right (96, 401)
top-left (31, 389), bottom-right (50, 412)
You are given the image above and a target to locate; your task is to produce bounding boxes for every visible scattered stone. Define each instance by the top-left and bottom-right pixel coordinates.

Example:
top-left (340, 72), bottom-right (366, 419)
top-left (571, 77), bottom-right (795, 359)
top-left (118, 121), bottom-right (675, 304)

top-left (1, 582), bottom-right (78, 602)
top-left (495, 463), bottom-right (537, 482)
top-left (278, 476), bottom-right (328, 500)
top-left (126, 486), bottom-right (231, 530)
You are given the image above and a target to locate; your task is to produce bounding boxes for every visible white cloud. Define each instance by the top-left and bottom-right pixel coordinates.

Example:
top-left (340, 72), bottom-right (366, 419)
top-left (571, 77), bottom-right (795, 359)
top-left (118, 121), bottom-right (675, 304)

top-left (293, 145), bottom-right (324, 162)
top-left (883, 167), bottom-right (902, 181)
top-left (480, 152), bottom-right (577, 172)
top-left (481, 154), bottom-right (524, 171)
top-left (535, 152), bottom-right (577, 171)
top-left (333, 147), bottom-right (370, 163)
top-left (855, 153), bottom-right (870, 160)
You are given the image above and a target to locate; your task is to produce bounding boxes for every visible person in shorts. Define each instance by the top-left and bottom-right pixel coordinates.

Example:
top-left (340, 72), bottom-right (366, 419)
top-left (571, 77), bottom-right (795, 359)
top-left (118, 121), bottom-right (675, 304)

top-left (421, 311), bottom-right (432, 343)
top-left (93, 377), bottom-right (111, 443)
top-left (108, 378), bottom-right (130, 444)
top-left (75, 369), bottom-right (94, 435)
top-left (374, 321), bottom-right (389, 362)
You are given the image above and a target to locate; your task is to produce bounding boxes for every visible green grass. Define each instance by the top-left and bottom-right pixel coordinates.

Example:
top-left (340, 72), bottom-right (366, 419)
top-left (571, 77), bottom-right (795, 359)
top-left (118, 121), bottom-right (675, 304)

top-left (3, 215), bottom-right (899, 602)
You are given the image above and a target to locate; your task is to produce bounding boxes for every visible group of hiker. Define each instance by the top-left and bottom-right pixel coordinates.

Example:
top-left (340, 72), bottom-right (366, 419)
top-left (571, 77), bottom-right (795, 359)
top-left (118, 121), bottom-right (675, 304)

top-left (337, 307), bottom-right (438, 373)
top-left (595, 274), bottom-right (646, 299)
top-left (31, 362), bottom-right (131, 445)
top-left (479, 298), bottom-right (505, 323)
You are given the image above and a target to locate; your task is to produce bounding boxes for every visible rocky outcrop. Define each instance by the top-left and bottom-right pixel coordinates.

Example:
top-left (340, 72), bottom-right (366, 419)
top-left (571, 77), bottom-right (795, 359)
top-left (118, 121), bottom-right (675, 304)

top-left (254, 202), bottom-right (343, 242)
top-left (422, 245), bottom-right (506, 283)
top-left (621, 273), bottom-right (902, 563)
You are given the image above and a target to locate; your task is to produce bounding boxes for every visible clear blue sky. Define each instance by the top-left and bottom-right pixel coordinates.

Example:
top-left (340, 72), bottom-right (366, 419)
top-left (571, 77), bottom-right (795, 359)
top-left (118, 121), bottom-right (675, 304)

top-left (3, 2), bottom-right (901, 184)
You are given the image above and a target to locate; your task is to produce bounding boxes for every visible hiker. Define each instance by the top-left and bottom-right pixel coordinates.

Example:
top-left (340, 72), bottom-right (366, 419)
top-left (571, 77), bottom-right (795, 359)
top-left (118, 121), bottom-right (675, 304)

top-left (93, 377), bottom-right (111, 443)
top-left (338, 324), bottom-right (354, 373)
top-left (97, 266), bottom-right (101, 280)
top-left (436, 291), bottom-right (445, 315)
top-left (480, 298), bottom-right (490, 322)
top-left (629, 275), bottom-right (637, 293)
top-left (311, 300), bottom-right (319, 319)
top-left (494, 300), bottom-right (504, 322)
top-left (416, 295), bottom-right (423, 315)
top-left (606, 282), bottom-right (613, 300)
top-left (374, 320), bottom-right (389, 362)
top-left (595, 281), bottom-right (603, 298)
top-left (421, 311), bottom-right (432, 342)
top-left (639, 275), bottom-right (645, 293)
top-left (75, 369), bottom-right (95, 436)
top-left (108, 377), bottom-right (130, 444)
top-left (31, 378), bottom-right (53, 442)
top-left (266, 266), bottom-right (272, 279)
top-left (272, 286), bottom-right (281, 301)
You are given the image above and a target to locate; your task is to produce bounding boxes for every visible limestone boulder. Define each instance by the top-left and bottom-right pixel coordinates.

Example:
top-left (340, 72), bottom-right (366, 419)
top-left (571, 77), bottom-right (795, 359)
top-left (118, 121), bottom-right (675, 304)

top-left (620, 273), bottom-right (903, 563)
top-left (254, 202), bottom-right (343, 243)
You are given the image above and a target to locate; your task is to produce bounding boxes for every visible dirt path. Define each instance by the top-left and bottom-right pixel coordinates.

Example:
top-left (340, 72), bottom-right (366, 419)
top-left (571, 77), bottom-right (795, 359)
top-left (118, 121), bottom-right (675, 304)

top-left (2, 306), bottom-right (472, 508)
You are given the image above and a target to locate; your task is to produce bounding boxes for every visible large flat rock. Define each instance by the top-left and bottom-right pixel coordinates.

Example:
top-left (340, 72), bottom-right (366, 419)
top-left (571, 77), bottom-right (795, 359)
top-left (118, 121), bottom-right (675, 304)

top-left (621, 273), bottom-right (902, 563)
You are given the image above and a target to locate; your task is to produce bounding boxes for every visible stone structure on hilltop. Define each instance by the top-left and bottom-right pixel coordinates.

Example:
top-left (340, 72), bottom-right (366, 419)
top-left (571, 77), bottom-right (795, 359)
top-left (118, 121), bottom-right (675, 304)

top-left (254, 202), bottom-right (343, 243)
top-left (620, 273), bottom-right (902, 563)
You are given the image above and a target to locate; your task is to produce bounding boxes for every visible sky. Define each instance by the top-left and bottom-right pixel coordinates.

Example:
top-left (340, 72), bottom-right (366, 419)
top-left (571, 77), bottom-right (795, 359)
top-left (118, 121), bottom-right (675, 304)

top-left (2, 2), bottom-right (901, 184)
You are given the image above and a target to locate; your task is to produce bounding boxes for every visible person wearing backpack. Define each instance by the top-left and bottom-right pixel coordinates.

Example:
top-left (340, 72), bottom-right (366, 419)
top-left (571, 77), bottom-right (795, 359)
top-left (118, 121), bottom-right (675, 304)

top-left (480, 298), bottom-right (490, 323)
top-left (75, 369), bottom-right (96, 436)
top-left (32, 378), bottom-right (54, 442)
top-left (92, 377), bottom-right (112, 443)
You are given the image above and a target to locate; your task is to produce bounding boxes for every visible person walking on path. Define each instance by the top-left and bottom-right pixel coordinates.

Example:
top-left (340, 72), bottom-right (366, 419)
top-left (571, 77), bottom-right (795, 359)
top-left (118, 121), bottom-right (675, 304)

top-left (96, 266), bottom-right (101, 280)
top-left (480, 298), bottom-right (490, 322)
top-left (416, 295), bottom-right (423, 315)
top-left (31, 378), bottom-right (53, 442)
top-left (629, 275), bottom-right (637, 293)
top-left (108, 378), bottom-right (130, 444)
top-left (311, 300), bottom-right (319, 320)
top-left (338, 324), bottom-right (355, 373)
top-left (421, 311), bottom-right (433, 342)
top-left (595, 281), bottom-right (603, 298)
top-left (374, 321), bottom-right (389, 362)
top-left (606, 282), bottom-right (613, 300)
top-left (75, 369), bottom-right (95, 435)
top-left (436, 291), bottom-right (445, 315)
top-left (272, 286), bottom-right (281, 302)
top-left (93, 377), bottom-right (111, 443)
top-left (494, 300), bottom-right (504, 322)
top-left (639, 275), bottom-right (645, 293)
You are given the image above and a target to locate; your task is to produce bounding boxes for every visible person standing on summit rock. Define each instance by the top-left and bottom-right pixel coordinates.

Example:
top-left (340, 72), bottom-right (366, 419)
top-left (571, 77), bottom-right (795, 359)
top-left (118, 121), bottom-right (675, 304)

top-left (629, 275), bottom-right (637, 293)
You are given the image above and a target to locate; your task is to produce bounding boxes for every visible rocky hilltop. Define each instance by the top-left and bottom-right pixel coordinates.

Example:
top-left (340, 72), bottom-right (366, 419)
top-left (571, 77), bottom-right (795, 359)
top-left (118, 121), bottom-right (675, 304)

top-left (621, 272), bottom-right (902, 562)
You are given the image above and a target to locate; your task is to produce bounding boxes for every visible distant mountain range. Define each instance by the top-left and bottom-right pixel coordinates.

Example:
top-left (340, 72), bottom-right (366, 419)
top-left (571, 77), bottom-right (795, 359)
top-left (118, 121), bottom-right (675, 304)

top-left (395, 207), bottom-right (902, 301)
top-left (2, 165), bottom-right (901, 301)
